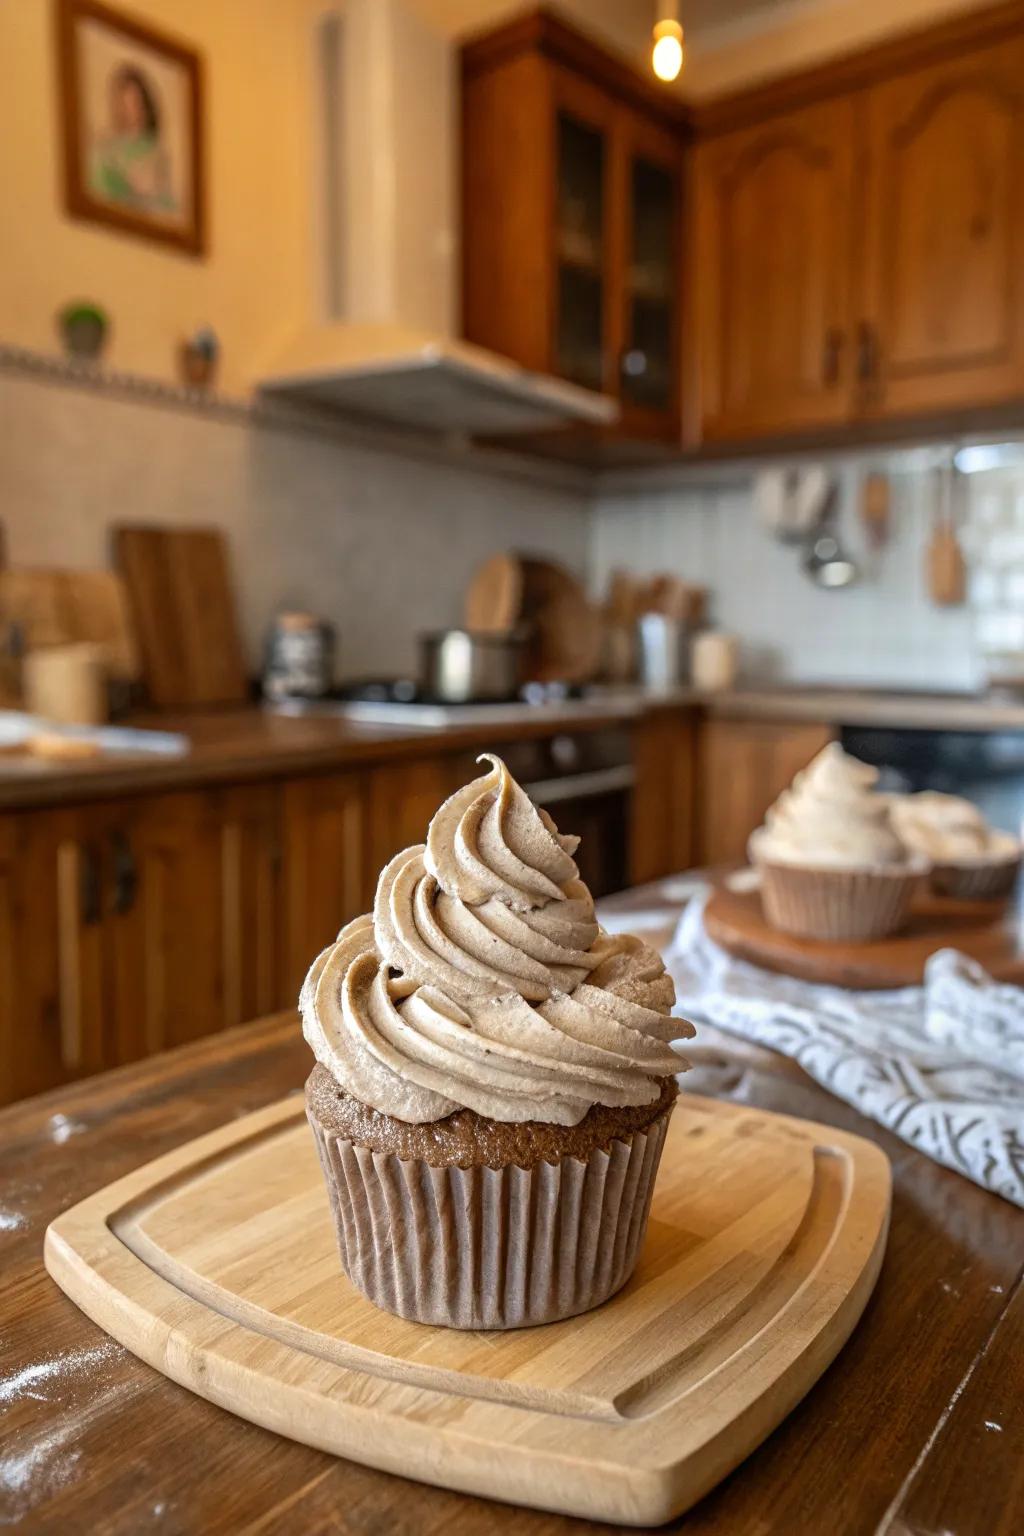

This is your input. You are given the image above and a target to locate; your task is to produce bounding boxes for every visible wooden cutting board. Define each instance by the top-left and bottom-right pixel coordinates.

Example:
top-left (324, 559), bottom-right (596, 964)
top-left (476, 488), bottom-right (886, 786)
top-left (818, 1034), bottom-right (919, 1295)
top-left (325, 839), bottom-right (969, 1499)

top-left (0, 568), bottom-right (140, 681)
top-left (113, 526), bottom-right (248, 706)
top-left (45, 1093), bottom-right (890, 1526)
top-left (463, 553), bottom-right (600, 682)
top-left (704, 883), bottom-right (1024, 990)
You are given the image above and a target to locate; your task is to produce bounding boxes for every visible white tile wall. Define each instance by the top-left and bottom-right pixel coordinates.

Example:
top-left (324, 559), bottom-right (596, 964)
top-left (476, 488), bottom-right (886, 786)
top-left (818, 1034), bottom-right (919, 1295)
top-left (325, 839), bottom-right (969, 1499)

top-left (6, 363), bottom-right (1023, 696)
top-left (0, 372), bottom-right (590, 682)
top-left (591, 461), bottom-right (983, 690)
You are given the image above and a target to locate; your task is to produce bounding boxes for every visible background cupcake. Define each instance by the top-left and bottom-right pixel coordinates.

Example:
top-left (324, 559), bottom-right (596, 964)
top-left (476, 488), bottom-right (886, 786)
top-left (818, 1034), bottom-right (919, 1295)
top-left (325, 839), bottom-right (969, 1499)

top-left (889, 790), bottom-right (1021, 900)
top-left (748, 742), bottom-right (925, 941)
top-left (301, 753), bottom-right (692, 1330)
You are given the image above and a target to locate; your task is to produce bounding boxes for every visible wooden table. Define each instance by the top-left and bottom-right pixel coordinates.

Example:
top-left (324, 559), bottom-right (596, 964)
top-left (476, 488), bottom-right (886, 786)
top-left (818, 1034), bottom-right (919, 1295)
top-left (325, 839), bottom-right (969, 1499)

top-left (2, 882), bottom-right (1023, 1534)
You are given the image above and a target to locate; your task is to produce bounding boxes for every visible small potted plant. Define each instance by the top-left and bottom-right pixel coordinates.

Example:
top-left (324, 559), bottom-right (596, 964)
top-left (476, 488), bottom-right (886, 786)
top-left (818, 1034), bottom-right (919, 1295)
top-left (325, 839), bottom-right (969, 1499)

top-left (57, 301), bottom-right (109, 361)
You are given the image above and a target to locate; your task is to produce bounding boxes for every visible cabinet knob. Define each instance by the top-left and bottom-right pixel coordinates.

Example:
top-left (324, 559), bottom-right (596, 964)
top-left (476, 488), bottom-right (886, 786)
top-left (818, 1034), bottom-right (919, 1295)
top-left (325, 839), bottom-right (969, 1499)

top-left (620, 348), bottom-right (648, 379)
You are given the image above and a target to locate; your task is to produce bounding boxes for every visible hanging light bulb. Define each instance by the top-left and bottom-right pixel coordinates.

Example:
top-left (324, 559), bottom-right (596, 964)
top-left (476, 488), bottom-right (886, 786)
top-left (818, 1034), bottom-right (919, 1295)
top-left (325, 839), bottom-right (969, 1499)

top-left (651, 6), bottom-right (684, 83)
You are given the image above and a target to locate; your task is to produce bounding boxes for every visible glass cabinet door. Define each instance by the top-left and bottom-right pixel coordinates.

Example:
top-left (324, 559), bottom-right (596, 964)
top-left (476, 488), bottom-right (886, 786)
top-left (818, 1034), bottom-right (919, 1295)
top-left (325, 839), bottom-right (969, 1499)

top-left (555, 112), bottom-right (606, 392)
top-left (621, 154), bottom-right (676, 414)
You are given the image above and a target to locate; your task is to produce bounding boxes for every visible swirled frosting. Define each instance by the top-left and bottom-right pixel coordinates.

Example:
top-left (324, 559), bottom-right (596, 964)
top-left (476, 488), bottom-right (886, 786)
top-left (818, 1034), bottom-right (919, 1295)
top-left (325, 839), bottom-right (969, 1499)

top-left (750, 742), bottom-right (907, 869)
top-left (889, 791), bottom-right (1020, 862)
top-left (301, 754), bottom-right (690, 1126)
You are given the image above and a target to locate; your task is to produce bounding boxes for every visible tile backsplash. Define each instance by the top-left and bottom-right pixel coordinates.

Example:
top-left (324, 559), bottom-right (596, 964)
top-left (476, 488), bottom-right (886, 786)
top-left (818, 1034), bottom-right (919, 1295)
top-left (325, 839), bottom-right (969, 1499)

top-left (590, 455), bottom-right (1019, 693)
top-left (6, 359), bottom-right (1024, 698)
top-left (0, 370), bottom-right (590, 683)
top-left (962, 466), bottom-right (1024, 681)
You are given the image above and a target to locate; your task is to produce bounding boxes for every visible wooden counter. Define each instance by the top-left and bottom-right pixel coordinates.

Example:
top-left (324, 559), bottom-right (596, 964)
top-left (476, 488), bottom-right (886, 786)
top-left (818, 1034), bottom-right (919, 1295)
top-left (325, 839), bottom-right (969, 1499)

top-left (2, 881), bottom-right (1021, 1532)
top-left (1, 684), bottom-right (1016, 813)
top-left (0, 702), bottom-right (655, 811)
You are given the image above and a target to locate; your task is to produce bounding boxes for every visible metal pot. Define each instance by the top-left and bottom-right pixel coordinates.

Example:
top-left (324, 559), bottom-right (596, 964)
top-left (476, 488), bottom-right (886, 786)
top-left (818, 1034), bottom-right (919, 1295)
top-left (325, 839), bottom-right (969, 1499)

top-left (419, 629), bottom-right (524, 703)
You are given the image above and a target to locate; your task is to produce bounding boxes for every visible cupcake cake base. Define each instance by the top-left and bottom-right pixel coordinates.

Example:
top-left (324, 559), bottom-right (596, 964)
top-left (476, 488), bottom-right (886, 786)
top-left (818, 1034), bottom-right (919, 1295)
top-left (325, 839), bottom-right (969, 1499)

top-left (306, 1066), bottom-right (677, 1330)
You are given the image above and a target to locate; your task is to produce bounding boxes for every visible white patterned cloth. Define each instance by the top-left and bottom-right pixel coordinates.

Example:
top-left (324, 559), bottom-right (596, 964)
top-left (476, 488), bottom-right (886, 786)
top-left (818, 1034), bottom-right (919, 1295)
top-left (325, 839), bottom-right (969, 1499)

top-left (664, 893), bottom-right (1024, 1208)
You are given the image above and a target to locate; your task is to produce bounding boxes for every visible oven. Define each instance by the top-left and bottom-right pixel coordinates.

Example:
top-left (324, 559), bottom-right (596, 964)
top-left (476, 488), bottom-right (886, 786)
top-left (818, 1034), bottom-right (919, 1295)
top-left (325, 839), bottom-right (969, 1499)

top-left (841, 725), bottom-right (1024, 836)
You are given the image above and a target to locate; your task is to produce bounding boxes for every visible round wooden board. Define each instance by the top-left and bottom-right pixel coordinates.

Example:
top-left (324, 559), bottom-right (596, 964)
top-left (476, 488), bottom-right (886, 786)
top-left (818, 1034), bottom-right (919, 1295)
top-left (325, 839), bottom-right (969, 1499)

top-left (704, 883), bottom-right (1024, 990)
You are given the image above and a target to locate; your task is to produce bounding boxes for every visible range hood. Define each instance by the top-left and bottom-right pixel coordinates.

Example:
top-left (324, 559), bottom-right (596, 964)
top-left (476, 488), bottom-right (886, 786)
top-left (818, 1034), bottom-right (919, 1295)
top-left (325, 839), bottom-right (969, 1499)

top-left (258, 0), bottom-right (616, 437)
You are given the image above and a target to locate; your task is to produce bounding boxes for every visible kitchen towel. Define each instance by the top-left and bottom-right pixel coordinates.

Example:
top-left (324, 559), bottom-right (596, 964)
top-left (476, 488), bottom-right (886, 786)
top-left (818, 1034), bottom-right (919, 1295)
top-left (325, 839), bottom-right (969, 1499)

top-left (664, 892), bottom-right (1024, 1208)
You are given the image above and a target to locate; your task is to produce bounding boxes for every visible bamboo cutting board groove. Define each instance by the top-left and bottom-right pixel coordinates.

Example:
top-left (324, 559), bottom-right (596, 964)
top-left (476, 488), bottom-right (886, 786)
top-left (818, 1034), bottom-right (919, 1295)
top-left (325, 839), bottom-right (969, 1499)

top-left (45, 1095), bottom-right (890, 1526)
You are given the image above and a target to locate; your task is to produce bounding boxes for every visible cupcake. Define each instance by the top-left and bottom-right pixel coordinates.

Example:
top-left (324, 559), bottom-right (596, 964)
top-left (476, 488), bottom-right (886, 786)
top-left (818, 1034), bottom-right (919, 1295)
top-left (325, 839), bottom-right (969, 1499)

top-left (300, 753), bottom-right (692, 1330)
top-left (748, 742), bottom-right (926, 942)
top-left (889, 791), bottom-right (1021, 900)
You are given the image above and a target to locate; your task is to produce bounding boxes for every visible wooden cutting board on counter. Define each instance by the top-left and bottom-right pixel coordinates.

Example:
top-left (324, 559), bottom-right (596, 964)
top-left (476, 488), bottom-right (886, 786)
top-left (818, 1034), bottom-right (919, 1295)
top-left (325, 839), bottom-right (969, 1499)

top-left (113, 525), bottom-right (248, 706)
top-left (45, 1093), bottom-right (890, 1526)
top-left (704, 883), bottom-right (1024, 989)
top-left (464, 553), bottom-right (600, 682)
top-left (0, 568), bottom-right (140, 681)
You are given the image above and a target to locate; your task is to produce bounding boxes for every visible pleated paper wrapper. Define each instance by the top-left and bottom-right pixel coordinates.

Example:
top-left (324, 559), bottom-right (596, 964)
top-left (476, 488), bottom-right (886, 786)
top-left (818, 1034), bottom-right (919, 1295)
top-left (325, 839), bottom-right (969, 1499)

top-left (307, 1103), bottom-right (674, 1330)
top-left (929, 852), bottom-right (1021, 901)
top-left (757, 858), bottom-right (923, 942)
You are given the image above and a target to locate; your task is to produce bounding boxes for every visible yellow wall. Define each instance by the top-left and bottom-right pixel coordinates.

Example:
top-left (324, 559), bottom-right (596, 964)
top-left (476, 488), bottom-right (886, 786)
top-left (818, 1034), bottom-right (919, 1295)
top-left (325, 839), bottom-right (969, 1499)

top-left (0, 0), bottom-right (991, 395)
top-left (0, 0), bottom-right (318, 394)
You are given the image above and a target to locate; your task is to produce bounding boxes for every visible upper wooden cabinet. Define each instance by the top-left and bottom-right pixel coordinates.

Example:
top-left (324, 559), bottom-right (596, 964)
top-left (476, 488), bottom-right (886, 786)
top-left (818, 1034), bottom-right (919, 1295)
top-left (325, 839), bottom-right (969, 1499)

top-left (693, 4), bottom-right (1024, 443)
top-left (461, 13), bottom-right (686, 443)
top-left (860, 38), bottom-right (1024, 418)
top-left (694, 99), bottom-right (856, 439)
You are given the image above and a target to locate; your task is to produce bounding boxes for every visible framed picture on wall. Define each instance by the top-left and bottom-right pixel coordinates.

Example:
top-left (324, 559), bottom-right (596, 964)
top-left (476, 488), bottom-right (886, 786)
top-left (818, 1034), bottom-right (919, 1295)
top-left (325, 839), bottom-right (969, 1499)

top-left (55, 0), bottom-right (206, 255)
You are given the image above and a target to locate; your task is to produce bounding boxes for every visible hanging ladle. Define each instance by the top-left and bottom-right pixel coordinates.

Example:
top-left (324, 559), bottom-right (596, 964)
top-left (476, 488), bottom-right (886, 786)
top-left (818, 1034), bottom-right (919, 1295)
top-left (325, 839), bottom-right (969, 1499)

top-left (802, 484), bottom-right (859, 589)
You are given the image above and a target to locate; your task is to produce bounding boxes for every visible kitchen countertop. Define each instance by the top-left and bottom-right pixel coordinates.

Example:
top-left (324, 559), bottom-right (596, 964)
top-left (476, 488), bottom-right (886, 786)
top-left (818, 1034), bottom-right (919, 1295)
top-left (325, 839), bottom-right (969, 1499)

top-left (3, 683), bottom-right (1024, 811)
top-left (709, 685), bottom-right (1024, 731)
top-left (0, 697), bottom-right (662, 811)
top-left (2, 875), bottom-right (1021, 1534)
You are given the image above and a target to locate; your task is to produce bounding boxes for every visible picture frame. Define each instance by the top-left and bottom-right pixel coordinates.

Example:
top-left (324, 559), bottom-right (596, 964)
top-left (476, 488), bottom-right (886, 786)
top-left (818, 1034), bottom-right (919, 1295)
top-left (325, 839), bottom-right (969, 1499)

top-left (55, 0), bottom-right (206, 256)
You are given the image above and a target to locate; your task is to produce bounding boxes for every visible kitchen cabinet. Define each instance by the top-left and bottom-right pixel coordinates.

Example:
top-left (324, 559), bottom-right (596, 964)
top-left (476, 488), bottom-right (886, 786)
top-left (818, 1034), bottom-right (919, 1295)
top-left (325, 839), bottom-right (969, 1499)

top-left (90, 786), bottom-right (282, 1070)
top-left (365, 753), bottom-right (476, 880)
top-left (631, 708), bottom-right (696, 883)
top-left (694, 9), bottom-right (1024, 443)
top-left (0, 787), bottom-right (283, 1104)
top-left (281, 772), bottom-right (367, 1001)
top-left (860, 37), bottom-right (1024, 419)
top-left (0, 808), bottom-right (107, 1105)
top-left (461, 11), bottom-right (685, 443)
top-left (694, 99), bottom-right (856, 440)
top-left (697, 717), bottom-right (834, 866)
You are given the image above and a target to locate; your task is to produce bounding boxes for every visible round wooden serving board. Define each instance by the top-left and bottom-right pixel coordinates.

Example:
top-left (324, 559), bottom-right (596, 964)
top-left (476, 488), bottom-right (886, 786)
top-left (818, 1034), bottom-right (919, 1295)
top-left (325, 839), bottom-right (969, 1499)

top-left (705, 883), bottom-right (1024, 990)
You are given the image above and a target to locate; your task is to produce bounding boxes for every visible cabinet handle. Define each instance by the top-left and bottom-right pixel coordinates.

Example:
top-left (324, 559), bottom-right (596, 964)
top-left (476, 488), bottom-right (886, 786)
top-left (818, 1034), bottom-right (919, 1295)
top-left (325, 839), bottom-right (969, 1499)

top-left (822, 327), bottom-right (844, 386)
top-left (110, 829), bottom-right (138, 915)
top-left (856, 321), bottom-right (879, 385)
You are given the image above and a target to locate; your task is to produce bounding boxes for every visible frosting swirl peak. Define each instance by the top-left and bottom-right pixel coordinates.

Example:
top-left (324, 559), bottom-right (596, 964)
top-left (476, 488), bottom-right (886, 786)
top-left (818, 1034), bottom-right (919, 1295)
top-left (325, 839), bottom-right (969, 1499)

top-left (302, 754), bottom-right (690, 1126)
top-left (750, 742), bottom-right (907, 869)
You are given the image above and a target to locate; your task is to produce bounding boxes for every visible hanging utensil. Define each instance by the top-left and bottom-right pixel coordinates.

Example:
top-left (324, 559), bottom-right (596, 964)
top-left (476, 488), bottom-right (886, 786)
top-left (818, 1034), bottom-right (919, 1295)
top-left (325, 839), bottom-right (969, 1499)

top-left (802, 484), bottom-right (859, 589)
top-left (926, 458), bottom-right (967, 606)
top-left (860, 472), bottom-right (891, 551)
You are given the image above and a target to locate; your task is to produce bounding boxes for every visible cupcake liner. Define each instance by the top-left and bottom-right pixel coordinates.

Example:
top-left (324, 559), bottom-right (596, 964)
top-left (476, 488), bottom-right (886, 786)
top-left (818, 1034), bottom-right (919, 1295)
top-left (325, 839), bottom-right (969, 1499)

top-left (756, 857), bottom-right (923, 942)
top-left (928, 852), bottom-right (1021, 901)
top-left (307, 1102), bottom-right (673, 1330)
